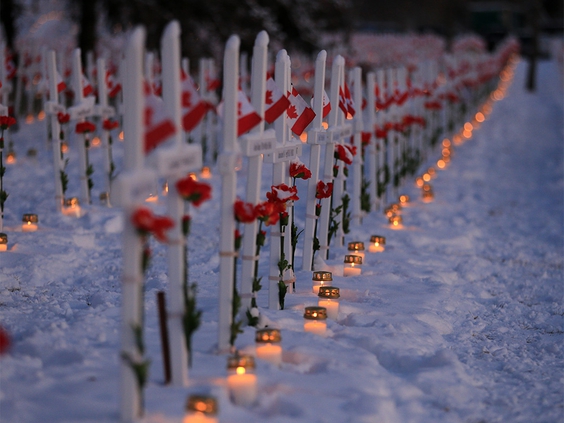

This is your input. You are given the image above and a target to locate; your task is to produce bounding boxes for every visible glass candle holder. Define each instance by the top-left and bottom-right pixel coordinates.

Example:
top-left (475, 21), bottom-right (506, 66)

top-left (183, 394), bottom-right (218, 423)
top-left (255, 328), bottom-right (282, 366)
top-left (347, 241), bottom-right (365, 261)
top-left (312, 271), bottom-right (332, 294)
top-left (369, 235), bottom-right (386, 253)
top-left (389, 215), bottom-right (403, 229)
top-left (427, 167), bottom-right (436, 178)
top-left (422, 189), bottom-right (435, 203)
top-left (415, 177), bottom-right (424, 188)
top-left (22, 214), bottom-right (38, 232)
top-left (200, 166), bottom-right (212, 179)
top-left (227, 354), bottom-right (257, 406)
top-left (6, 151), bottom-right (16, 164)
top-left (303, 306), bottom-right (327, 335)
top-left (343, 254), bottom-right (362, 276)
top-left (62, 197), bottom-right (81, 216)
top-left (399, 194), bottom-right (410, 206)
top-left (318, 286), bottom-right (340, 319)
top-left (0, 233), bottom-right (7, 252)
top-left (99, 192), bottom-right (110, 205)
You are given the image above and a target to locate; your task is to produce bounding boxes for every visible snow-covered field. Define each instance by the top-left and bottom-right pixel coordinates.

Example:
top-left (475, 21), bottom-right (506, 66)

top-left (0, 58), bottom-right (562, 423)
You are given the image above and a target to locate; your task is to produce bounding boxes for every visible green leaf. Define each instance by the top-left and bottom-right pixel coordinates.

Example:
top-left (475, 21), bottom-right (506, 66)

top-left (278, 281), bottom-right (288, 310)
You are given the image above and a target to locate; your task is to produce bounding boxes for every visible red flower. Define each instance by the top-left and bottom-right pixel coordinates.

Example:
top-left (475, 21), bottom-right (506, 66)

top-left (289, 161), bottom-right (312, 180)
top-left (57, 112), bottom-right (70, 124)
top-left (234, 199), bottom-right (258, 223)
top-left (266, 184), bottom-right (299, 203)
top-left (424, 101), bottom-right (442, 111)
top-left (0, 326), bottom-right (11, 355)
top-left (131, 207), bottom-right (174, 243)
top-left (255, 201), bottom-right (284, 226)
top-left (375, 126), bottom-right (388, 139)
top-left (176, 176), bottom-right (212, 207)
top-left (361, 132), bottom-right (371, 146)
top-left (315, 180), bottom-right (333, 199)
top-left (0, 116), bottom-right (16, 130)
top-left (75, 121), bottom-right (96, 133)
top-left (102, 119), bottom-right (119, 131)
top-left (334, 144), bottom-right (355, 165)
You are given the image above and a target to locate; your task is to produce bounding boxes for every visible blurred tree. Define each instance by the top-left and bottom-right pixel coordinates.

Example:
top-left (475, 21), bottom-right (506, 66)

top-left (0, 0), bottom-right (21, 54)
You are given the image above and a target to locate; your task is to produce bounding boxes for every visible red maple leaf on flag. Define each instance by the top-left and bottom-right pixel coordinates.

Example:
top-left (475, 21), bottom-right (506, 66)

top-left (182, 91), bottom-right (192, 108)
top-left (287, 105), bottom-right (298, 119)
top-left (265, 90), bottom-right (273, 105)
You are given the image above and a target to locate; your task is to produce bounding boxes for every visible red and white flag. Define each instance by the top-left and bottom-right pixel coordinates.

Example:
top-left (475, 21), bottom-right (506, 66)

top-left (82, 74), bottom-right (94, 97)
top-left (264, 77), bottom-right (290, 124)
top-left (4, 55), bottom-right (16, 80)
top-left (311, 90), bottom-right (331, 119)
top-left (105, 71), bottom-right (122, 98)
top-left (236, 89), bottom-right (262, 136)
top-left (338, 82), bottom-right (355, 118)
top-left (286, 86), bottom-right (315, 136)
top-left (144, 84), bottom-right (176, 154)
top-left (180, 69), bottom-right (208, 132)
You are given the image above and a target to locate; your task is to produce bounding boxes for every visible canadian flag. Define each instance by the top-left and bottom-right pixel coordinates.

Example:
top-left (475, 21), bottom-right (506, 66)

top-left (264, 77), bottom-right (290, 124)
top-left (338, 82), bottom-right (355, 118)
top-left (311, 90), bottom-right (331, 119)
top-left (38, 71), bottom-right (66, 94)
top-left (286, 85), bottom-right (315, 136)
top-left (4, 55), bottom-right (16, 80)
top-left (180, 69), bottom-right (208, 132)
top-left (82, 74), bottom-right (94, 97)
top-left (236, 90), bottom-right (262, 136)
top-left (144, 83), bottom-right (177, 154)
top-left (105, 71), bottom-right (122, 98)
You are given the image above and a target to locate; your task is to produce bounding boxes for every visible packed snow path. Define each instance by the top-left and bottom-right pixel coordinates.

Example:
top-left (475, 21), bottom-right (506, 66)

top-left (0, 59), bottom-right (562, 423)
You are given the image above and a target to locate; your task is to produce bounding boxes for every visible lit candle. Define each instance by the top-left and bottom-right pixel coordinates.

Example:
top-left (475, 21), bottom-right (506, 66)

top-left (22, 214), bottom-right (38, 232)
top-left (303, 306), bottom-right (327, 335)
top-left (91, 136), bottom-right (101, 147)
top-left (388, 215), bottom-right (403, 229)
top-left (0, 233), bottom-right (7, 252)
top-left (312, 271), bottom-right (332, 294)
top-left (399, 194), bottom-right (410, 206)
top-left (415, 177), bottom-right (424, 188)
top-left (317, 286), bottom-right (340, 320)
top-left (421, 183), bottom-right (434, 203)
top-left (200, 166), bottom-right (212, 179)
top-left (162, 181), bottom-right (169, 196)
top-left (255, 328), bottom-right (282, 366)
top-left (368, 235), bottom-right (386, 253)
top-left (62, 197), bottom-right (81, 217)
top-left (384, 203), bottom-right (402, 218)
top-left (427, 167), bottom-right (436, 179)
top-left (99, 192), bottom-right (110, 205)
top-left (183, 394), bottom-right (218, 423)
top-left (343, 254), bottom-right (362, 277)
top-left (227, 354), bottom-right (257, 406)
top-left (6, 151), bottom-right (16, 164)
top-left (347, 241), bottom-right (365, 261)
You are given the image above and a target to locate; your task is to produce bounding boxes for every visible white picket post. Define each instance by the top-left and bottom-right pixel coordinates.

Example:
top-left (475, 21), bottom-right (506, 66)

top-left (217, 35), bottom-right (240, 352)
top-left (96, 57), bottom-right (116, 203)
top-left (70, 48), bottom-right (91, 205)
top-left (268, 49), bottom-right (289, 309)
top-left (302, 50), bottom-right (327, 271)
top-left (0, 42), bottom-right (9, 109)
top-left (46, 50), bottom-right (64, 211)
top-left (366, 71), bottom-right (378, 212)
top-left (159, 20), bottom-right (191, 386)
top-left (376, 68), bottom-right (387, 205)
top-left (116, 27), bottom-right (148, 423)
top-left (397, 66), bottom-right (408, 188)
top-left (318, 55), bottom-right (343, 260)
top-left (239, 31), bottom-right (273, 313)
top-left (351, 66), bottom-right (363, 226)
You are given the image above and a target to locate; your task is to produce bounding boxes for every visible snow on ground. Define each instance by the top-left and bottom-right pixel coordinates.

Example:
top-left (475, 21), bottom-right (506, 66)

top-left (0, 58), bottom-right (562, 423)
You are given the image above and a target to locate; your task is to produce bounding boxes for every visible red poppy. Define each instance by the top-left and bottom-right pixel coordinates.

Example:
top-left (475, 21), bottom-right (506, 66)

top-left (234, 199), bottom-right (258, 223)
top-left (424, 101), bottom-right (442, 111)
top-left (315, 180), bottom-right (333, 199)
top-left (361, 132), bottom-right (371, 146)
top-left (375, 126), bottom-right (388, 139)
top-left (102, 119), bottom-right (119, 131)
top-left (75, 121), bottom-right (96, 133)
top-left (266, 184), bottom-right (299, 203)
top-left (0, 326), bottom-right (11, 355)
top-left (57, 112), bottom-right (70, 125)
top-left (289, 161), bottom-right (312, 180)
top-left (0, 116), bottom-right (16, 130)
top-left (334, 144), bottom-right (355, 165)
top-left (255, 201), bottom-right (283, 226)
top-left (131, 207), bottom-right (174, 243)
top-left (176, 176), bottom-right (212, 207)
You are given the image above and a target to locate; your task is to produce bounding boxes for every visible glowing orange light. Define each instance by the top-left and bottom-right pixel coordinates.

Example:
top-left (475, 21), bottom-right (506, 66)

top-left (423, 173), bottom-right (431, 182)
top-left (25, 114), bottom-right (34, 124)
top-left (189, 173), bottom-right (198, 181)
top-left (236, 366), bottom-right (246, 375)
top-left (300, 132), bottom-right (308, 142)
top-left (38, 111), bottom-right (46, 121)
top-left (464, 122), bottom-right (473, 132)
top-left (346, 112), bottom-right (353, 120)
top-left (200, 166), bottom-right (212, 179)
top-left (322, 122), bottom-right (328, 129)
top-left (416, 177), bottom-right (424, 187)
top-left (6, 153), bottom-right (16, 164)
top-left (437, 159), bottom-right (446, 169)
top-left (119, 131), bottom-right (124, 141)
top-left (91, 136), bottom-right (101, 147)
top-left (463, 130), bottom-right (472, 139)
top-left (427, 167), bottom-right (436, 177)
top-left (442, 139), bottom-right (451, 148)
top-left (442, 148), bottom-right (451, 157)
top-left (145, 195), bottom-right (158, 203)
top-left (61, 143), bottom-right (69, 154)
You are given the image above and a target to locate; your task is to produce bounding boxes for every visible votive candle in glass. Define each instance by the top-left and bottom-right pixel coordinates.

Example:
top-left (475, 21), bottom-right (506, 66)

top-left (343, 254), bottom-right (362, 276)
top-left (0, 233), bottom-right (7, 251)
top-left (369, 235), bottom-right (386, 253)
top-left (347, 241), bottom-right (365, 261)
top-left (183, 394), bottom-right (218, 423)
top-left (22, 214), bottom-right (38, 232)
top-left (422, 185), bottom-right (434, 203)
top-left (318, 286), bottom-right (340, 320)
top-left (227, 354), bottom-right (257, 406)
top-left (62, 197), bottom-right (81, 217)
top-left (312, 271), bottom-right (332, 294)
top-left (399, 194), bottom-right (410, 206)
top-left (255, 328), bottom-right (282, 366)
top-left (303, 306), bottom-right (327, 335)
top-left (389, 215), bottom-right (403, 229)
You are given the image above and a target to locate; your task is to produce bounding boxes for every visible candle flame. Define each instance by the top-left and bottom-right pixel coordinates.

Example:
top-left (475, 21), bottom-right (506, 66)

top-left (38, 111), bottom-right (46, 121)
top-left (236, 366), bottom-right (246, 375)
top-left (119, 131), bottom-right (124, 141)
top-left (322, 122), bottom-right (328, 129)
